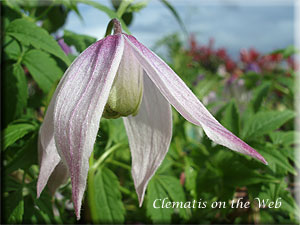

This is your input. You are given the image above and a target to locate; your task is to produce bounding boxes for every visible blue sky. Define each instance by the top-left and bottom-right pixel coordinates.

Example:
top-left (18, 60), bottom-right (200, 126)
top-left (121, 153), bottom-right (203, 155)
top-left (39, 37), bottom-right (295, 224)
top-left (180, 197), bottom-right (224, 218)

top-left (64, 0), bottom-right (295, 58)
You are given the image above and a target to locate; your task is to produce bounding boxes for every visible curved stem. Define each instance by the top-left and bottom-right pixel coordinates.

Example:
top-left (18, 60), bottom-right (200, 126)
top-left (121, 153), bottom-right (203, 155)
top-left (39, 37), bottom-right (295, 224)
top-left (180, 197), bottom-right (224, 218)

top-left (104, 18), bottom-right (123, 37)
top-left (91, 142), bottom-right (127, 171)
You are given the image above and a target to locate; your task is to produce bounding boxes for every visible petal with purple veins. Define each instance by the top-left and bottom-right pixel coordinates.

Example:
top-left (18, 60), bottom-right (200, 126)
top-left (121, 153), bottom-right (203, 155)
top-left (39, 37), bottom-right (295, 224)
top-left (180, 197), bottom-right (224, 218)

top-left (123, 73), bottom-right (172, 206)
top-left (124, 34), bottom-right (267, 165)
top-left (53, 34), bottom-right (125, 219)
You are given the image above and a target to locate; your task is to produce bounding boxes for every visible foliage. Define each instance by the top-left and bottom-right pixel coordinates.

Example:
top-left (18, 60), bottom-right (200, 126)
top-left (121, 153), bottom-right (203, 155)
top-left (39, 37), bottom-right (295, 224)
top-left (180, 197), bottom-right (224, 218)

top-left (1, 0), bottom-right (298, 224)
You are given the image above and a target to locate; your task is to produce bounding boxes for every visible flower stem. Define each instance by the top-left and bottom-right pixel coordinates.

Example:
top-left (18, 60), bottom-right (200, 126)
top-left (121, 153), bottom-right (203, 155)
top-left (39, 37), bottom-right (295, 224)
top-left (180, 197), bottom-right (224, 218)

top-left (91, 142), bottom-right (127, 171)
top-left (104, 18), bottom-right (122, 37)
top-left (116, 0), bottom-right (134, 18)
top-left (87, 151), bottom-right (98, 222)
top-left (87, 143), bottom-right (127, 222)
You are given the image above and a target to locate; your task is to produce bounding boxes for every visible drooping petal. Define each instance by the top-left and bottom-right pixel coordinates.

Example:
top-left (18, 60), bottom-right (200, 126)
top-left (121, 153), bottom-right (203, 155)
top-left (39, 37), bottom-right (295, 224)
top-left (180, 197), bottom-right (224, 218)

top-left (53, 35), bottom-right (125, 219)
top-left (37, 123), bottom-right (61, 198)
top-left (37, 74), bottom-right (68, 197)
top-left (124, 34), bottom-right (267, 165)
top-left (47, 161), bottom-right (69, 195)
top-left (123, 74), bottom-right (172, 206)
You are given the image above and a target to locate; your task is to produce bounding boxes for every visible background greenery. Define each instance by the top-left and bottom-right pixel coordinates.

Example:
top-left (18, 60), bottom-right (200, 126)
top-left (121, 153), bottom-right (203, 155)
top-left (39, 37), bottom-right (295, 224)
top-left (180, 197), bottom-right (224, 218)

top-left (1, 0), bottom-right (299, 224)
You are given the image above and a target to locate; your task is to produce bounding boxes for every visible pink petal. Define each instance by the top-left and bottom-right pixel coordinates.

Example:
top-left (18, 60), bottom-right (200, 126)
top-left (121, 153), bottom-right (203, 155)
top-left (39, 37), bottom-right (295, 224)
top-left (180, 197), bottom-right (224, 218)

top-left (37, 125), bottom-right (61, 198)
top-left (123, 74), bottom-right (172, 206)
top-left (53, 35), bottom-right (125, 219)
top-left (124, 34), bottom-right (267, 165)
top-left (47, 161), bottom-right (69, 195)
top-left (37, 74), bottom-right (68, 198)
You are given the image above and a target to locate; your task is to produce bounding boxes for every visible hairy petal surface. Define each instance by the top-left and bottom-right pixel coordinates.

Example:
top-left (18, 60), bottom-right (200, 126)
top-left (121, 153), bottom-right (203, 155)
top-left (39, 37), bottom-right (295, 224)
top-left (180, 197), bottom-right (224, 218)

top-left (123, 74), bottom-right (172, 206)
top-left (125, 35), bottom-right (267, 165)
top-left (54, 35), bottom-right (125, 219)
top-left (47, 161), bottom-right (69, 195)
top-left (37, 74), bottom-right (68, 197)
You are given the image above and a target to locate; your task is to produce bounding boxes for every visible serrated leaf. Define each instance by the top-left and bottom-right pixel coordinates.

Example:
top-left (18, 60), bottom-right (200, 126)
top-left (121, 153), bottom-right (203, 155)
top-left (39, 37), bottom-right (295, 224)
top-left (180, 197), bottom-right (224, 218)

top-left (157, 175), bottom-right (189, 220)
top-left (147, 179), bottom-right (173, 223)
top-left (242, 110), bottom-right (295, 139)
top-left (6, 18), bottom-right (70, 65)
top-left (269, 131), bottom-right (296, 146)
top-left (258, 147), bottom-right (296, 175)
top-left (63, 30), bottom-right (96, 53)
top-left (250, 82), bottom-right (271, 113)
top-left (3, 63), bottom-right (28, 127)
top-left (221, 100), bottom-right (240, 136)
top-left (4, 188), bottom-right (24, 223)
top-left (93, 167), bottom-right (125, 223)
top-left (2, 122), bottom-right (37, 150)
top-left (23, 49), bottom-right (63, 93)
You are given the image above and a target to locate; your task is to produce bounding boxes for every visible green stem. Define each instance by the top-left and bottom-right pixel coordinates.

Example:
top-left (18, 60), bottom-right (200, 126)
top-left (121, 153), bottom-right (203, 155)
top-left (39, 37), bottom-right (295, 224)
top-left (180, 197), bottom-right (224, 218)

top-left (107, 159), bottom-right (131, 170)
top-left (91, 142), bottom-right (126, 171)
top-left (116, 0), bottom-right (134, 18)
top-left (16, 45), bottom-right (25, 66)
top-left (87, 151), bottom-right (97, 221)
top-left (104, 19), bottom-right (114, 37)
top-left (87, 143), bottom-right (126, 221)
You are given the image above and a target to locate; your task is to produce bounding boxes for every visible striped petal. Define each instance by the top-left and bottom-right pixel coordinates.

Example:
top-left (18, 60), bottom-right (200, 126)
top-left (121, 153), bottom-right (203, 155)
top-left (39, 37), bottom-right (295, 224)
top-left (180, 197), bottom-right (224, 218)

top-left (53, 34), bottom-right (125, 219)
top-left (123, 74), bottom-right (172, 206)
top-left (124, 34), bottom-right (267, 165)
top-left (37, 74), bottom-right (68, 198)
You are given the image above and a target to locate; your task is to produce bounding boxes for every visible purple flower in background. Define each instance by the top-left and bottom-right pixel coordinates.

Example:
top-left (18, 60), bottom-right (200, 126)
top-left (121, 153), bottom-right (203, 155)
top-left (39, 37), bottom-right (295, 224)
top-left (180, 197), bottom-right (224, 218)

top-left (58, 38), bottom-right (71, 55)
top-left (246, 62), bottom-right (261, 74)
top-left (37, 19), bottom-right (267, 219)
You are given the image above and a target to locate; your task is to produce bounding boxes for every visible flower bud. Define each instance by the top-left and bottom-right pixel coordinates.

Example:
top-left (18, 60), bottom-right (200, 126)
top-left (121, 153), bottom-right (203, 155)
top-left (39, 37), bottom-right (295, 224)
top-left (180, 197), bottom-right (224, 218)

top-left (102, 46), bottom-right (143, 119)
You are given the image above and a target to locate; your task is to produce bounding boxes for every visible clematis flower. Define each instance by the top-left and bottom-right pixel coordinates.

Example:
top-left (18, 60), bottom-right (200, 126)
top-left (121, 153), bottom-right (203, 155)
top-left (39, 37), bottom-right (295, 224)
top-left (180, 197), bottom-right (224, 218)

top-left (37, 19), bottom-right (267, 219)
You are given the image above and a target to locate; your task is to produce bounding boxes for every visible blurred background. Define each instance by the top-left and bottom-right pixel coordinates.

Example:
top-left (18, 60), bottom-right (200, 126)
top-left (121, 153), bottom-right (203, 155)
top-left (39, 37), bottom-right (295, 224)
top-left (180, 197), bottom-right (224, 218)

top-left (65, 0), bottom-right (295, 58)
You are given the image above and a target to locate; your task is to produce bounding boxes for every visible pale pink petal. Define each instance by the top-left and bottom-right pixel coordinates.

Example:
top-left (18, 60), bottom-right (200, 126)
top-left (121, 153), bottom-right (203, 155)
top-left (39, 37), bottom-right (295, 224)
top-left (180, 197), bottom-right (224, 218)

top-left (124, 34), bottom-right (267, 165)
top-left (37, 128), bottom-right (61, 198)
top-left (37, 74), bottom-right (68, 197)
top-left (123, 74), bottom-right (172, 206)
top-left (47, 161), bottom-right (69, 195)
top-left (53, 35), bottom-right (125, 219)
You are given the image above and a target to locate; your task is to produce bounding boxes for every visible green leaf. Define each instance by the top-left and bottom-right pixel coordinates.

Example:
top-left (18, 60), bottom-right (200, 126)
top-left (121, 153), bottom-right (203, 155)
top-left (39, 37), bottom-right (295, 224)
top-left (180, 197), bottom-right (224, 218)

top-left (27, 182), bottom-right (55, 221)
top-left (221, 100), bottom-right (240, 136)
top-left (258, 146), bottom-right (296, 175)
top-left (3, 36), bottom-right (21, 60)
top-left (146, 178), bottom-right (173, 223)
top-left (4, 188), bottom-right (24, 223)
top-left (63, 30), bottom-right (96, 53)
top-left (41, 6), bottom-right (68, 33)
top-left (3, 63), bottom-right (28, 127)
top-left (2, 122), bottom-right (37, 150)
top-left (6, 133), bottom-right (38, 174)
top-left (242, 110), bottom-right (295, 139)
top-left (22, 49), bottom-right (63, 93)
top-left (250, 82), bottom-right (271, 113)
top-left (157, 175), bottom-right (189, 220)
top-left (77, 0), bottom-right (131, 34)
top-left (269, 131), bottom-right (296, 146)
top-left (93, 167), bottom-right (125, 223)
top-left (6, 18), bottom-right (70, 65)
